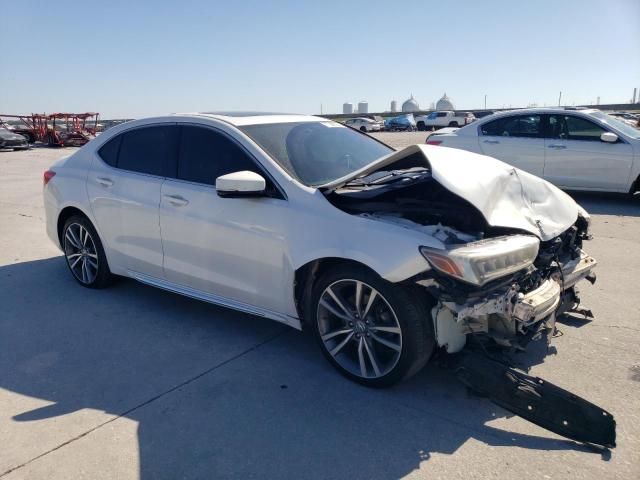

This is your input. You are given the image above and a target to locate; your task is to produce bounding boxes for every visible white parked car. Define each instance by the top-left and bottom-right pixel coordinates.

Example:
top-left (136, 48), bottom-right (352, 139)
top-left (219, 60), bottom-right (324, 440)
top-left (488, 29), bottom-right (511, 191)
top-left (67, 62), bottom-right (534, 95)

top-left (608, 112), bottom-right (640, 127)
top-left (44, 112), bottom-right (598, 387)
top-left (428, 108), bottom-right (640, 194)
top-left (344, 117), bottom-right (382, 132)
top-left (415, 111), bottom-right (475, 131)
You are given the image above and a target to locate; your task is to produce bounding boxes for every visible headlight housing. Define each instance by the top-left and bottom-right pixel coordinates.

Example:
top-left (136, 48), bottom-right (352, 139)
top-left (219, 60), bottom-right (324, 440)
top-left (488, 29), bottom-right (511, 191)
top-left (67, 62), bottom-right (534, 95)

top-left (420, 235), bottom-right (539, 286)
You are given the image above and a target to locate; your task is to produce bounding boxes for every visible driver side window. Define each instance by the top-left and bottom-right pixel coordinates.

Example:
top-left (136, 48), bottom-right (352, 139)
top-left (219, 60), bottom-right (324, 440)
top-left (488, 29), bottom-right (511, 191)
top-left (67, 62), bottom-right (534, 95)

top-left (548, 115), bottom-right (606, 141)
top-left (171, 126), bottom-right (279, 197)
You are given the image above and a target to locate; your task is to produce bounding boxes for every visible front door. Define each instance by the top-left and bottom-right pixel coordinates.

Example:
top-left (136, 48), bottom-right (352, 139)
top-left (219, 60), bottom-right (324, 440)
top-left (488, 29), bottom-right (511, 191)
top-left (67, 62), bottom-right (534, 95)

top-left (543, 114), bottom-right (634, 191)
top-left (159, 124), bottom-right (290, 315)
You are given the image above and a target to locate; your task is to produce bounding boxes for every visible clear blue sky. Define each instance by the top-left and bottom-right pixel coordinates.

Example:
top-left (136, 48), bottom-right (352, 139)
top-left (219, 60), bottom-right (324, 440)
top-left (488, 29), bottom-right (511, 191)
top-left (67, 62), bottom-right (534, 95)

top-left (1, 0), bottom-right (639, 118)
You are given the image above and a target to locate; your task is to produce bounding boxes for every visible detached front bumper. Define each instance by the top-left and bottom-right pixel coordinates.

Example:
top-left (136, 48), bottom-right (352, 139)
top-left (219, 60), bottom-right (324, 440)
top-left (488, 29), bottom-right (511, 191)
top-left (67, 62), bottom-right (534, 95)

top-left (431, 252), bottom-right (597, 353)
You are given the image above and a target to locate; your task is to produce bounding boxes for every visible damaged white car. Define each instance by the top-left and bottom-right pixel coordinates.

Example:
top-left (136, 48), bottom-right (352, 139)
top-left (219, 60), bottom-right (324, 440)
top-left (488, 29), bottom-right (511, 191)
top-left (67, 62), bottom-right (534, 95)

top-left (45, 113), bottom-right (617, 447)
top-left (44, 113), bottom-right (597, 388)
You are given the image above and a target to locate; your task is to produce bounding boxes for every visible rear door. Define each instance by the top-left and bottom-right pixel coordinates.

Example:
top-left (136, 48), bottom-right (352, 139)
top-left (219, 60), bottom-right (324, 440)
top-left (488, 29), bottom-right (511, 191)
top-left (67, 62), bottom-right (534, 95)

top-left (543, 114), bottom-right (634, 191)
top-left (477, 114), bottom-right (545, 176)
top-left (87, 124), bottom-right (177, 277)
top-left (159, 124), bottom-right (290, 314)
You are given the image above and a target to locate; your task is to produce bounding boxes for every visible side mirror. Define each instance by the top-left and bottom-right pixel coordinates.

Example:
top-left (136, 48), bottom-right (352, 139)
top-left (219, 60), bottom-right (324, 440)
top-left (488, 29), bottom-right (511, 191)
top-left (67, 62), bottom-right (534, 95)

top-left (600, 132), bottom-right (618, 143)
top-left (216, 171), bottom-right (266, 198)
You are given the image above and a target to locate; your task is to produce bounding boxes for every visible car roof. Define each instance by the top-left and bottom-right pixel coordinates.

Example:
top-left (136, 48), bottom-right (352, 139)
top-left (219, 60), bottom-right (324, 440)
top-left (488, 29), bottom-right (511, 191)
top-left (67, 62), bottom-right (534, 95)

top-left (175, 111), bottom-right (324, 126)
top-left (477, 107), bottom-right (600, 121)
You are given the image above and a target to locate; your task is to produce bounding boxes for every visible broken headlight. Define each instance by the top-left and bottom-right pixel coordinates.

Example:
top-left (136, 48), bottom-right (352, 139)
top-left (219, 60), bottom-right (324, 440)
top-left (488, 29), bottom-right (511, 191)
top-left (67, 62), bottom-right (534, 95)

top-left (420, 235), bottom-right (539, 286)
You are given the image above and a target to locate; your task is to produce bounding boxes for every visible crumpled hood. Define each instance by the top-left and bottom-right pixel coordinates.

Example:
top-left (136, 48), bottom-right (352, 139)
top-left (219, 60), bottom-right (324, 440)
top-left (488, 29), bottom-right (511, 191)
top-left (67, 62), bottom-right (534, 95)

top-left (321, 144), bottom-right (580, 241)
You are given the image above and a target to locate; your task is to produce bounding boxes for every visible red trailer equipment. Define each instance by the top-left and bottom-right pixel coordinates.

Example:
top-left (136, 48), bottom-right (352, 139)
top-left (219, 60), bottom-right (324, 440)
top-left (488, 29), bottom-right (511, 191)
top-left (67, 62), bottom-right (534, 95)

top-left (0, 112), bottom-right (99, 147)
top-left (46, 112), bottom-right (100, 147)
top-left (0, 114), bottom-right (47, 143)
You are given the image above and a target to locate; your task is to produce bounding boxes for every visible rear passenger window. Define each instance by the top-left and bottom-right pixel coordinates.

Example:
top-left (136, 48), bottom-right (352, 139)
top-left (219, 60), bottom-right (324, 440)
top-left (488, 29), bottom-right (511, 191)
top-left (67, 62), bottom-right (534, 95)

top-left (98, 135), bottom-right (120, 167)
top-left (481, 115), bottom-right (541, 138)
top-left (117, 126), bottom-right (177, 176)
top-left (481, 118), bottom-right (505, 136)
top-left (177, 126), bottom-right (261, 185)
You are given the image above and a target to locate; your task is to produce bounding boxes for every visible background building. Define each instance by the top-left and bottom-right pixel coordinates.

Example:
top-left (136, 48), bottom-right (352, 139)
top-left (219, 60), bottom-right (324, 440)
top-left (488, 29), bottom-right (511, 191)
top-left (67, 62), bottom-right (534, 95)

top-left (436, 93), bottom-right (455, 110)
top-left (357, 101), bottom-right (368, 114)
top-left (342, 102), bottom-right (353, 114)
top-left (390, 100), bottom-right (397, 112)
top-left (402, 95), bottom-right (420, 112)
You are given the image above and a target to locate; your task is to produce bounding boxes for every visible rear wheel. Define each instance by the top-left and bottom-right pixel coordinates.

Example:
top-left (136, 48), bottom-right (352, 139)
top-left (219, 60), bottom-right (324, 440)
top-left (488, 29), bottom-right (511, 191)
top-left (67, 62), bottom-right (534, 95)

top-left (448, 121), bottom-right (459, 127)
top-left (307, 265), bottom-right (434, 387)
top-left (359, 126), bottom-right (367, 132)
top-left (417, 121), bottom-right (426, 131)
top-left (62, 216), bottom-right (113, 289)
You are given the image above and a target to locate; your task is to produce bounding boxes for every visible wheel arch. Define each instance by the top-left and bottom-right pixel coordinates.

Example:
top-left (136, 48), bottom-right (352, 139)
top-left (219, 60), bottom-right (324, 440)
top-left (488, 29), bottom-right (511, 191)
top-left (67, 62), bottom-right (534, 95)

top-left (56, 205), bottom-right (92, 247)
top-left (294, 257), bottom-right (379, 326)
top-left (293, 256), bottom-right (435, 327)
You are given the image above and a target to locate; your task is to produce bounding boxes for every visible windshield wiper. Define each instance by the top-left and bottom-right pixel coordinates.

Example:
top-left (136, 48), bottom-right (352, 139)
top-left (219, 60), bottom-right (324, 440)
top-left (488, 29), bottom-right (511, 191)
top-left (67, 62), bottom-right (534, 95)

top-left (344, 167), bottom-right (430, 188)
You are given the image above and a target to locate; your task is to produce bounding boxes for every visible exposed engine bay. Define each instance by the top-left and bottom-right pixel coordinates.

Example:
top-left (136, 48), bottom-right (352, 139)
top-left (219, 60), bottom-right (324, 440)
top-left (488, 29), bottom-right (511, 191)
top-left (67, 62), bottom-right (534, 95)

top-left (324, 154), bottom-right (597, 355)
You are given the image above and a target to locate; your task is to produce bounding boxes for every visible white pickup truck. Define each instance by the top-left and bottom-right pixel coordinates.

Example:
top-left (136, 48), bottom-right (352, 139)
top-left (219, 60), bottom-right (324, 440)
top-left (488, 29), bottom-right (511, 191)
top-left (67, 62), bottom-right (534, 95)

top-left (415, 111), bottom-right (476, 131)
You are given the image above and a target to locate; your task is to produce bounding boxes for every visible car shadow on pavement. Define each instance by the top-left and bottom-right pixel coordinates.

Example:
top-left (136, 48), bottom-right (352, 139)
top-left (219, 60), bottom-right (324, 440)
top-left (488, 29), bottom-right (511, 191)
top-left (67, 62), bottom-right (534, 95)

top-left (0, 257), bottom-right (600, 479)
top-left (570, 192), bottom-right (640, 217)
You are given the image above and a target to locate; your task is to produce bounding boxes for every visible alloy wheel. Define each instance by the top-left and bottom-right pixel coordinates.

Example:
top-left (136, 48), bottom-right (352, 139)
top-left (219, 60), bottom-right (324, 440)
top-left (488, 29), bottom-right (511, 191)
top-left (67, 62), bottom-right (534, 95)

top-left (316, 279), bottom-right (403, 379)
top-left (64, 223), bottom-right (99, 284)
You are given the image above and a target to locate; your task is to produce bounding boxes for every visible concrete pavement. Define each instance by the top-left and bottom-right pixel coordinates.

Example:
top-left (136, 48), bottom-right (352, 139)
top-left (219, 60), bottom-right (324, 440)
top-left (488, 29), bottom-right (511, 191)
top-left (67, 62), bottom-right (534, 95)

top-left (0, 143), bottom-right (638, 479)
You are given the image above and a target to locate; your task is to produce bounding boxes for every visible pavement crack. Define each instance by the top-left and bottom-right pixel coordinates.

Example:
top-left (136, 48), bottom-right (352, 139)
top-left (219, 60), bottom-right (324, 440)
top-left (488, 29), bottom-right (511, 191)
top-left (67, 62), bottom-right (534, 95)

top-left (0, 328), bottom-right (289, 478)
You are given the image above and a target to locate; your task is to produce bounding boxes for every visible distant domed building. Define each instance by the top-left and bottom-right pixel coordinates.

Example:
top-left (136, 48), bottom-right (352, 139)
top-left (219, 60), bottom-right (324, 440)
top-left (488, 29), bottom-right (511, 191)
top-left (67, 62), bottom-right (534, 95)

top-left (436, 93), bottom-right (454, 110)
top-left (402, 95), bottom-right (420, 112)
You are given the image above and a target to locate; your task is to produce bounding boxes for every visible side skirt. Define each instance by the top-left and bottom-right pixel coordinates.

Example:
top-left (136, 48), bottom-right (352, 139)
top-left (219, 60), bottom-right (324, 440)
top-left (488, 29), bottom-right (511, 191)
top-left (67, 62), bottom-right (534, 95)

top-left (128, 270), bottom-right (302, 330)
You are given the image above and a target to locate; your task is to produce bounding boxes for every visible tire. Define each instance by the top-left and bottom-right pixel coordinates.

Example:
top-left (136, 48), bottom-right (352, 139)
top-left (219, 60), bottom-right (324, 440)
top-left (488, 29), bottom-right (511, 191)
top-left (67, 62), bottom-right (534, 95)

top-left (359, 126), bottom-right (367, 132)
top-left (417, 122), bottom-right (426, 131)
top-left (306, 264), bottom-right (435, 387)
top-left (448, 121), bottom-right (459, 127)
top-left (62, 215), bottom-right (113, 289)
top-left (629, 175), bottom-right (640, 196)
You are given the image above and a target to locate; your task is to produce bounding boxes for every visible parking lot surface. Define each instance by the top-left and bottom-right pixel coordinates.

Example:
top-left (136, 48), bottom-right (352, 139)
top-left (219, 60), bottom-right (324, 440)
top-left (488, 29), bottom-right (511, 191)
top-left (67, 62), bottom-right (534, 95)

top-left (1, 140), bottom-right (639, 479)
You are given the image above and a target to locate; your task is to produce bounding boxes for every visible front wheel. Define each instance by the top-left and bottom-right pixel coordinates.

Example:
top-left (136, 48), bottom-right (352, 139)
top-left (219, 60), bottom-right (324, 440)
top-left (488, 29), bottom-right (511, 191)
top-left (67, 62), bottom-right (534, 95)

top-left (307, 265), bottom-right (435, 387)
top-left (62, 215), bottom-right (113, 289)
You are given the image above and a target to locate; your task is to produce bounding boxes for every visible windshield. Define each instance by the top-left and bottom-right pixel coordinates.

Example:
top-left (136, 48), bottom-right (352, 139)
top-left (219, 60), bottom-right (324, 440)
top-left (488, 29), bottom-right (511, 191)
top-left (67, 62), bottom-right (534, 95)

top-left (239, 121), bottom-right (394, 186)
top-left (590, 111), bottom-right (640, 139)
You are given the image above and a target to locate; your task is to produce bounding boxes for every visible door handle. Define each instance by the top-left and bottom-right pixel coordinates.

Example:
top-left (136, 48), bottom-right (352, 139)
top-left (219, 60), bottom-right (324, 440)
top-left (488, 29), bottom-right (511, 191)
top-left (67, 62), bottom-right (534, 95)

top-left (548, 144), bottom-right (567, 150)
top-left (483, 139), bottom-right (499, 144)
top-left (163, 194), bottom-right (189, 207)
top-left (96, 177), bottom-right (114, 187)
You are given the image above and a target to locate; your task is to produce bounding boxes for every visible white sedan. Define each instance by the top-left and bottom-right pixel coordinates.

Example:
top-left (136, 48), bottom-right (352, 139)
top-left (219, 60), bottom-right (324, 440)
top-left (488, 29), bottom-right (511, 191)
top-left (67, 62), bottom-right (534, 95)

top-left (427, 108), bottom-right (640, 194)
top-left (44, 112), bottom-right (597, 387)
top-left (344, 117), bottom-right (381, 132)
